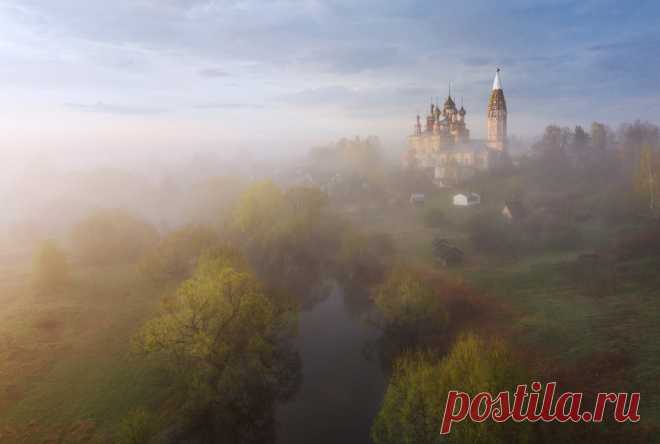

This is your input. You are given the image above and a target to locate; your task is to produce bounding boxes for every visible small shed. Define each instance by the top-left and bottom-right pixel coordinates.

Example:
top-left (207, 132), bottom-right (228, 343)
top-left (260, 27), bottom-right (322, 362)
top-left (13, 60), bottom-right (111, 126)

top-left (409, 193), bottom-right (426, 206)
top-left (453, 192), bottom-right (480, 207)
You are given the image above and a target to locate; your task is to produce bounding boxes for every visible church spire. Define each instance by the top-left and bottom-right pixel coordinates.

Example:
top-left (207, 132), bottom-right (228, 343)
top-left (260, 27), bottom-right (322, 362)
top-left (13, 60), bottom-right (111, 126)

top-left (487, 68), bottom-right (507, 151)
top-left (492, 68), bottom-right (502, 90)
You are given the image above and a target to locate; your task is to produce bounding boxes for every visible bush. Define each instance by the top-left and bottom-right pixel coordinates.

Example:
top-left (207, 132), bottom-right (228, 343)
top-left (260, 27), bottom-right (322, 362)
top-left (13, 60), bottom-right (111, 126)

top-left (373, 266), bottom-right (447, 343)
top-left (33, 240), bottom-right (70, 292)
top-left (372, 334), bottom-right (530, 444)
top-left (71, 209), bottom-right (159, 265)
top-left (422, 207), bottom-right (445, 228)
top-left (140, 224), bottom-right (218, 283)
top-left (116, 408), bottom-right (160, 444)
top-left (337, 230), bottom-right (394, 286)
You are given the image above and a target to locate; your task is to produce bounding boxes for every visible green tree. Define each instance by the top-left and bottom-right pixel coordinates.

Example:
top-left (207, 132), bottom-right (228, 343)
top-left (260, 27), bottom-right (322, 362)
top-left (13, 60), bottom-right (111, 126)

top-left (373, 267), bottom-right (448, 343)
top-left (570, 125), bottom-right (591, 164)
top-left (71, 208), bottom-right (159, 265)
top-left (33, 240), bottom-right (70, 291)
top-left (634, 144), bottom-right (659, 214)
top-left (230, 181), bottom-right (338, 289)
top-left (140, 224), bottom-right (218, 283)
top-left (372, 334), bottom-right (530, 444)
top-left (231, 181), bottom-right (288, 236)
top-left (135, 252), bottom-right (299, 442)
top-left (337, 229), bottom-right (394, 286)
top-left (591, 122), bottom-right (610, 152)
top-left (620, 120), bottom-right (659, 173)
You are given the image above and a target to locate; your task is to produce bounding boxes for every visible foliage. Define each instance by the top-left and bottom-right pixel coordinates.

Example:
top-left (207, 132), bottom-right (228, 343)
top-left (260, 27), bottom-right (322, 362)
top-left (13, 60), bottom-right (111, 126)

top-left (140, 224), bottom-right (219, 283)
top-left (33, 240), bottom-right (70, 291)
top-left (619, 120), bottom-right (659, 171)
top-left (115, 408), bottom-right (160, 444)
top-left (231, 181), bottom-right (288, 236)
top-left (423, 207), bottom-right (445, 228)
top-left (372, 334), bottom-right (530, 444)
top-left (71, 208), bottom-right (159, 265)
top-left (308, 135), bottom-right (382, 178)
top-left (337, 228), bottom-right (394, 286)
top-left (230, 181), bottom-right (340, 289)
top-left (634, 144), bottom-right (660, 214)
top-left (134, 251), bottom-right (299, 441)
top-left (373, 266), bottom-right (448, 342)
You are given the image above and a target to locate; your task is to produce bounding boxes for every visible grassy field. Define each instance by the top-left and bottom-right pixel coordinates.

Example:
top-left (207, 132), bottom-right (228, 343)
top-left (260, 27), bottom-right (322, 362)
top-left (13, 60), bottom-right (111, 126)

top-left (1, 176), bottom-right (657, 441)
top-left (0, 256), bottom-right (171, 443)
top-left (463, 254), bottom-right (660, 424)
top-left (351, 188), bottom-right (660, 427)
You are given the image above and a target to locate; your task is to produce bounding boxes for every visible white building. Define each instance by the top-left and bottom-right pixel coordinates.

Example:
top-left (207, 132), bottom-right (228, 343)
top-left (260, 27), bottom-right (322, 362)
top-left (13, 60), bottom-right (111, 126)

top-left (453, 192), bottom-right (481, 207)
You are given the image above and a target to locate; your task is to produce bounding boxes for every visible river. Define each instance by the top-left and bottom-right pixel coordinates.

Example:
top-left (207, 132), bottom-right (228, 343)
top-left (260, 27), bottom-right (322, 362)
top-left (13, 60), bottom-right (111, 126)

top-left (276, 283), bottom-right (387, 443)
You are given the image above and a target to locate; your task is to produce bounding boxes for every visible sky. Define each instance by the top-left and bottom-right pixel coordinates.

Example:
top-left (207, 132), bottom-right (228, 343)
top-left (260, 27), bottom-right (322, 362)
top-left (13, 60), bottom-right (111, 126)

top-left (1, 0), bottom-right (660, 170)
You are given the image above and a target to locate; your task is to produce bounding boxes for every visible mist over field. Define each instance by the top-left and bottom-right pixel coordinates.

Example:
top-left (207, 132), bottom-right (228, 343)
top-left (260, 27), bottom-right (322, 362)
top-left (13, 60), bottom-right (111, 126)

top-left (1, 1), bottom-right (660, 443)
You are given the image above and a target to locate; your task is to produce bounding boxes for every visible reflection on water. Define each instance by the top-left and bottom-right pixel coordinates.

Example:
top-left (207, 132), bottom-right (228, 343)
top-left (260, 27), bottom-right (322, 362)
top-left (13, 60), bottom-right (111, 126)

top-left (277, 283), bottom-right (386, 444)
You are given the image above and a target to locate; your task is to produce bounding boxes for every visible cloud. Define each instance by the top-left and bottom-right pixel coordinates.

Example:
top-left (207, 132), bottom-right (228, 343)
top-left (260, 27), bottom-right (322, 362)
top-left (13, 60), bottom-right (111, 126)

top-left (198, 68), bottom-right (231, 78)
top-left (298, 45), bottom-right (405, 74)
top-left (276, 84), bottom-right (437, 113)
top-left (463, 57), bottom-right (492, 67)
top-left (2, 0), bottom-right (660, 142)
top-left (64, 102), bottom-right (167, 115)
top-left (277, 86), bottom-right (358, 106)
top-left (193, 103), bottom-right (264, 110)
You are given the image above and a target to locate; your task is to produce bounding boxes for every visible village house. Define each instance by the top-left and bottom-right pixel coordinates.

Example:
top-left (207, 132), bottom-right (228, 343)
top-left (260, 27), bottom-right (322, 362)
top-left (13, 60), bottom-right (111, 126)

top-left (453, 192), bottom-right (481, 207)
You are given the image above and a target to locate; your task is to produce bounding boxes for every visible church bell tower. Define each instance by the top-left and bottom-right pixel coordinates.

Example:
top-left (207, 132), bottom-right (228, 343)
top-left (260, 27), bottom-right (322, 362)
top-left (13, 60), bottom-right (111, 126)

top-left (487, 68), bottom-right (507, 151)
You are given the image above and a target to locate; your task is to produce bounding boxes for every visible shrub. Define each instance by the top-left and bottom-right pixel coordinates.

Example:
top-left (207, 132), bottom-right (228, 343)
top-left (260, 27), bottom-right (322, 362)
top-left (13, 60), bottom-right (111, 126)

top-left (372, 334), bottom-right (530, 444)
top-left (337, 230), bottom-right (394, 286)
top-left (71, 209), bottom-right (159, 265)
top-left (140, 224), bottom-right (218, 283)
top-left (116, 408), bottom-right (160, 444)
top-left (373, 266), bottom-right (448, 342)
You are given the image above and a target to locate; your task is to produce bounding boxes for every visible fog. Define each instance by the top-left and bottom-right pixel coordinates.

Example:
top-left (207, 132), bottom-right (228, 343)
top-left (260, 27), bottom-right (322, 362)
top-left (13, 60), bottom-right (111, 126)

top-left (2, 2), bottom-right (660, 443)
top-left (4, 0), bottom-right (657, 243)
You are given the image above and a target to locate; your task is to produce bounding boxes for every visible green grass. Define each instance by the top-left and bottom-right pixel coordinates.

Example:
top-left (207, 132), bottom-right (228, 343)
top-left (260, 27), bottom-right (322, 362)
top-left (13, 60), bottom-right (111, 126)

top-left (463, 254), bottom-right (660, 424)
top-left (0, 260), bottom-right (173, 442)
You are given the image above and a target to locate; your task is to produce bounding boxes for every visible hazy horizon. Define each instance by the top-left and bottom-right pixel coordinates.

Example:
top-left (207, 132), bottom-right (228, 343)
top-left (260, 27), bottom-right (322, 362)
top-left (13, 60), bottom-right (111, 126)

top-left (1, 0), bottom-right (659, 171)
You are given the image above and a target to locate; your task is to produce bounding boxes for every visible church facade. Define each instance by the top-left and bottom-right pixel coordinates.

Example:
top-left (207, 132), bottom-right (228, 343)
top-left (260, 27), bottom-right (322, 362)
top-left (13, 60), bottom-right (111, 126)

top-left (404, 69), bottom-right (508, 184)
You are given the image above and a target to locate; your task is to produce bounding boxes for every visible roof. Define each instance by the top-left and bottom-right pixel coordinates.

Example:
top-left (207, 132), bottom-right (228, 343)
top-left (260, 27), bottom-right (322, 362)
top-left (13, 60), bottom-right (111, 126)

top-left (493, 68), bottom-right (502, 90)
top-left (454, 192), bottom-right (480, 201)
top-left (443, 95), bottom-right (456, 110)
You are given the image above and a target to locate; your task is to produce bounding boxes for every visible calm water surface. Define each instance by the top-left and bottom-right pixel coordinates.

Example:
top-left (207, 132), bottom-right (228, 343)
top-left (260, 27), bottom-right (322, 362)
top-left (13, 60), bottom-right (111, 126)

top-left (276, 285), bottom-right (387, 443)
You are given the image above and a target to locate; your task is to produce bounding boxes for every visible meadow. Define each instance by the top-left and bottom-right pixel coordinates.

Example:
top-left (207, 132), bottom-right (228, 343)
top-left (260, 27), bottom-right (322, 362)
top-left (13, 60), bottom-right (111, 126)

top-left (0, 255), bottom-right (170, 443)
